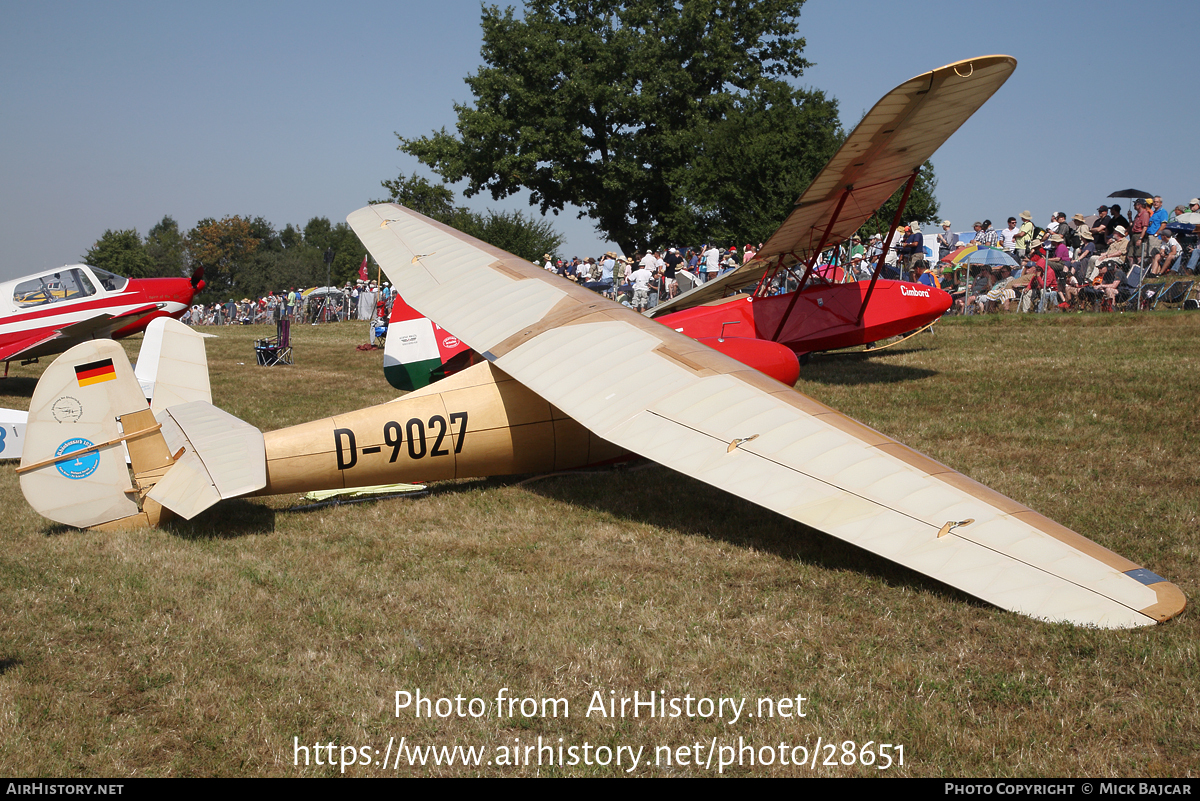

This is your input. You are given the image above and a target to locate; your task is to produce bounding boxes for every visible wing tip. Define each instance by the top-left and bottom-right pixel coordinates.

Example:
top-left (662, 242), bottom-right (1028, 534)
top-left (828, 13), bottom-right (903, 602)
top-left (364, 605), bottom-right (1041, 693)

top-left (1137, 579), bottom-right (1187, 624)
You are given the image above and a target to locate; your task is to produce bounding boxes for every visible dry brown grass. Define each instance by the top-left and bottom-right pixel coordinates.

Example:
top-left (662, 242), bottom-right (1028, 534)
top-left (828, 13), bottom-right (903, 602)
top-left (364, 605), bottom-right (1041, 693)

top-left (0, 314), bottom-right (1196, 777)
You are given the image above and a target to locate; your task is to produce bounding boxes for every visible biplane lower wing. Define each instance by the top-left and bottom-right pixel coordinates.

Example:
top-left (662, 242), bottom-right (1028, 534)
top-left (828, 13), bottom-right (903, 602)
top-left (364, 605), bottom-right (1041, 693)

top-left (348, 202), bottom-right (1185, 628)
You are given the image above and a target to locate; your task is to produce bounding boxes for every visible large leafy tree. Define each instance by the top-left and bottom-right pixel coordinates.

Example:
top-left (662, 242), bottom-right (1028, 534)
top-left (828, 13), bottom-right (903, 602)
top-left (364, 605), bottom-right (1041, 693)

top-left (83, 229), bottom-right (153, 279)
top-left (144, 216), bottom-right (188, 278)
top-left (186, 216), bottom-right (259, 296)
top-left (302, 217), bottom-right (365, 286)
top-left (400, 0), bottom-right (838, 254)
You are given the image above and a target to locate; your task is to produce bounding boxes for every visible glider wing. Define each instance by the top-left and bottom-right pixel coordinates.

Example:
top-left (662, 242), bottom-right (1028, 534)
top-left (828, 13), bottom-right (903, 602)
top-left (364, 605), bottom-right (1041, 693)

top-left (348, 201), bottom-right (1184, 629)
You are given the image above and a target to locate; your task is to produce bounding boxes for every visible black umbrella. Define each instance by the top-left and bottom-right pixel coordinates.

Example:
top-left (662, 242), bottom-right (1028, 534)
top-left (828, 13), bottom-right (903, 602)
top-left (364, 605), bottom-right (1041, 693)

top-left (1108, 188), bottom-right (1154, 199)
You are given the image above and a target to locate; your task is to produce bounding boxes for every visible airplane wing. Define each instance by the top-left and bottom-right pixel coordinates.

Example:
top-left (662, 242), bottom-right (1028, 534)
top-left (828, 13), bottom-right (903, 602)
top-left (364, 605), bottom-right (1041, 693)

top-left (349, 201), bottom-right (1184, 629)
top-left (649, 55), bottom-right (1016, 317)
top-left (0, 303), bottom-right (162, 363)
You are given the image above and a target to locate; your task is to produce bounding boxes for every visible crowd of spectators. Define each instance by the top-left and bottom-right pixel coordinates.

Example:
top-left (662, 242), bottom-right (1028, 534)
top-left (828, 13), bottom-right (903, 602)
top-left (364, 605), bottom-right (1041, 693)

top-left (186, 195), bottom-right (1198, 327)
top-left (537, 195), bottom-right (1199, 315)
top-left (183, 279), bottom-right (394, 326)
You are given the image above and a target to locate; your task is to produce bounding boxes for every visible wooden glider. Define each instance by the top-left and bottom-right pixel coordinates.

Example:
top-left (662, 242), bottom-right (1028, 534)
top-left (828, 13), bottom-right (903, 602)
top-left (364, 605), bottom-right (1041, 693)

top-left (651, 54), bottom-right (1018, 317)
top-left (16, 54), bottom-right (1185, 628)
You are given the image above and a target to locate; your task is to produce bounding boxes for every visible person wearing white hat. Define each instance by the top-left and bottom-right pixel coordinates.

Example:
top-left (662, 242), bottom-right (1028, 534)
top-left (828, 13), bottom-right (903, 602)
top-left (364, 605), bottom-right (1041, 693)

top-left (1015, 211), bottom-right (1034, 261)
top-left (937, 221), bottom-right (958, 262)
top-left (1087, 225), bottom-right (1129, 280)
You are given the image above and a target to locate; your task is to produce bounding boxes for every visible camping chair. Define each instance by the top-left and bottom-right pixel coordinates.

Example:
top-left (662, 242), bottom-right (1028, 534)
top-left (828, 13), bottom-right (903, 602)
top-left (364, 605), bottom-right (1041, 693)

top-left (255, 318), bottom-right (294, 366)
top-left (1150, 280), bottom-right (1194, 310)
top-left (1114, 265), bottom-right (1147, 312)
top-left (1183, 283), bottom-right (1200, 311)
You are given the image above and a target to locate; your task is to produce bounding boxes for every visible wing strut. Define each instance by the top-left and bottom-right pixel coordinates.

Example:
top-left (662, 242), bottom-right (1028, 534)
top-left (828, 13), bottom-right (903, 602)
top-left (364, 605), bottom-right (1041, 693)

top-left (856, 168), bottom-right (919, 325)
top-left (769, 187), bottom-right (853, 343)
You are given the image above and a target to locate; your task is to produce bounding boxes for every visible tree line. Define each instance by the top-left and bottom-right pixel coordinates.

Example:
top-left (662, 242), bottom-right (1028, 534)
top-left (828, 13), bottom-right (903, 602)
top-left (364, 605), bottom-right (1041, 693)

top-left (82, 187), bottom-right (565, 303)
top-left (83, 215), bottom-right (368, 302)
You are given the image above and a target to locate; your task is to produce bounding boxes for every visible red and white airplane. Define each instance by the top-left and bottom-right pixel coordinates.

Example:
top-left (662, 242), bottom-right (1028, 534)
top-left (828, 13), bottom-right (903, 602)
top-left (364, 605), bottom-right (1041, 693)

top-left (0, 263), bottom-right (203, 373)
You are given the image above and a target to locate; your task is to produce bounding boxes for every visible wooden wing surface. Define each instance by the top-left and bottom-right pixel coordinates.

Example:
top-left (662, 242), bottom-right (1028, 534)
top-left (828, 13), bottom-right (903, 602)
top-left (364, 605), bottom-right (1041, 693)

top-left (650, 55), bottom-right (1017, 317)
top-left (347, 205), bottom-right (1183, 629)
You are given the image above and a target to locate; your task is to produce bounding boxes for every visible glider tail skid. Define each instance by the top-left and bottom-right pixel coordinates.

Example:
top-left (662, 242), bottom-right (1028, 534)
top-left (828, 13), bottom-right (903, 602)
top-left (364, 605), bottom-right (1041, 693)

top-left (383, 294), bottom-right (478, 391)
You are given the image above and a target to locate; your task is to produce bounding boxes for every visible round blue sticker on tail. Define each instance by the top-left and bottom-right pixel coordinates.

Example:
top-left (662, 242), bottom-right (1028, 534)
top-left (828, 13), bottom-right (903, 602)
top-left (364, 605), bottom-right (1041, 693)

top-left (55, 437), bottom-right (99, 479)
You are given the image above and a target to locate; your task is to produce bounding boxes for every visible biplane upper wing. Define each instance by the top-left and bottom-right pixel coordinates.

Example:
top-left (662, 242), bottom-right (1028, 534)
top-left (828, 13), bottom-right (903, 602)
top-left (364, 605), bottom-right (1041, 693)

top-left (649, 55), bottom-right (1017, 317)
top-left (349, 202), bottom-right (1183, 628)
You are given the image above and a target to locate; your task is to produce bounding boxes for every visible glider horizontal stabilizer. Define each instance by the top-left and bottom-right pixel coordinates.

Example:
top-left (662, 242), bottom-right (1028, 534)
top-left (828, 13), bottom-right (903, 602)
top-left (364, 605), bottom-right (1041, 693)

top-left (20, 336), bottom-right (263, 527)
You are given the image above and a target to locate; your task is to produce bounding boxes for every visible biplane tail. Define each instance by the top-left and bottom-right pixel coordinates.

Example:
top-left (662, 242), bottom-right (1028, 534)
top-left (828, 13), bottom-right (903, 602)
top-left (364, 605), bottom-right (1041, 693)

top-left (383, 294), bottom-right (477, 391)
top-left (18, 340), bottom-right (265, 529)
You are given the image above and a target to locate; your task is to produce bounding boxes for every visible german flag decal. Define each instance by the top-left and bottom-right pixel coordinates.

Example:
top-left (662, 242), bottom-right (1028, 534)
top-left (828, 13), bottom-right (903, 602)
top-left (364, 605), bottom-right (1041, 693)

top-left (74, 358), bottom-right (117, 387)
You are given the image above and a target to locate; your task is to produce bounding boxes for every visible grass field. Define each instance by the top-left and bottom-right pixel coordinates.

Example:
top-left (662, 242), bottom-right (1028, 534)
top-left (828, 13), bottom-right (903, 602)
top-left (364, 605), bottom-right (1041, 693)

top-left (0, 313), bottom-right (1196, 777)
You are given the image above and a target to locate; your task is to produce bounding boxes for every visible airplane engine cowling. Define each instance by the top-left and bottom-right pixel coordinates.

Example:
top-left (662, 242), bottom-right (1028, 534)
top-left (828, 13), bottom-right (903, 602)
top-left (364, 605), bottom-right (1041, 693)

top-left (695, 336), bottom-right (800, 387)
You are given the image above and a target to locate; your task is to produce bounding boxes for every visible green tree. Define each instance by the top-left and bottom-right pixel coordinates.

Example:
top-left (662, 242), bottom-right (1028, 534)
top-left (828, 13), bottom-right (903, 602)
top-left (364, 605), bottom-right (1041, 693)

top-left (144, 216), bottom-right (187, 278)
top-left (377, 172), bottom-right (456, 220)
top-left (303, 217), bottom-right (365, 286)
top-left (186, 216), bottom-right (260, 297)
top-left (450, 208), bottom-right (564, 263)
top-left (83, 229), bottom-right (153, 279)
top-left (377, 172), bottom-right (564, 262)
top-left (671, 81), bottom-right (841, 247)
top-left (400, 0), bottom-right (834, 253)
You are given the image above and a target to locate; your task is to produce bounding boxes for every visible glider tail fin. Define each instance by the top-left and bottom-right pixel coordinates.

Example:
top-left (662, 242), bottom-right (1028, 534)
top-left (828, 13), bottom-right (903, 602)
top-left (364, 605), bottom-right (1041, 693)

top-left (19, 340), bottom-right (175, 528)
top-left (134, 317), bottom-right (214, 414)
top-left (21, 340), bottom-right (265, 529)
top-left (383, 294), bottom-right (477, 391)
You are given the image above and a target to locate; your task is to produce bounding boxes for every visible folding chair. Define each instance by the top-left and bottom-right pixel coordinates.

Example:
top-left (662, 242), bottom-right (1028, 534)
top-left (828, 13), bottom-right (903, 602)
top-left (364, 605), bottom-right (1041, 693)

top-left (1150, 280), bottom-right (1194, 311)
top-left (1114, 265), bottom-right (1147, 312)
top-left (255, 318), bottom-right (294, 366)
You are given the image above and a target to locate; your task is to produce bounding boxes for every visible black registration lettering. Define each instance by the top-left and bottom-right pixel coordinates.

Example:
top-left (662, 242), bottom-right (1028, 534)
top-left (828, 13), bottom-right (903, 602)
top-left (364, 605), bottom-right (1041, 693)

top-left (406, 418), bottom-right (427, 460)
top-left (449, 411), bottom-right (468, 453)
top-left (334, 428), bottom-right (357, 470)
top-left (377, 411), bottom-right (468, 462)
top-left (383, 421), bottom-right (402, 463)
top-left (429, 415), bottom-right (449, 456)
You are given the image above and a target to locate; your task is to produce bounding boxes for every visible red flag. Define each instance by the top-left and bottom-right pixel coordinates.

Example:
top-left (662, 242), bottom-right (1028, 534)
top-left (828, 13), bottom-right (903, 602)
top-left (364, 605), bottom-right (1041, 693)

top-left (358, 255), bottom-right (369, 282)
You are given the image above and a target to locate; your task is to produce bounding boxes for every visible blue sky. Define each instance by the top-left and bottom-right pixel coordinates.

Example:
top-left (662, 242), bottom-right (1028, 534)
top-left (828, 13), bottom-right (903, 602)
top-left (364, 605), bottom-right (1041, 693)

top-left (1, 0), bottom-right (1194, 281)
